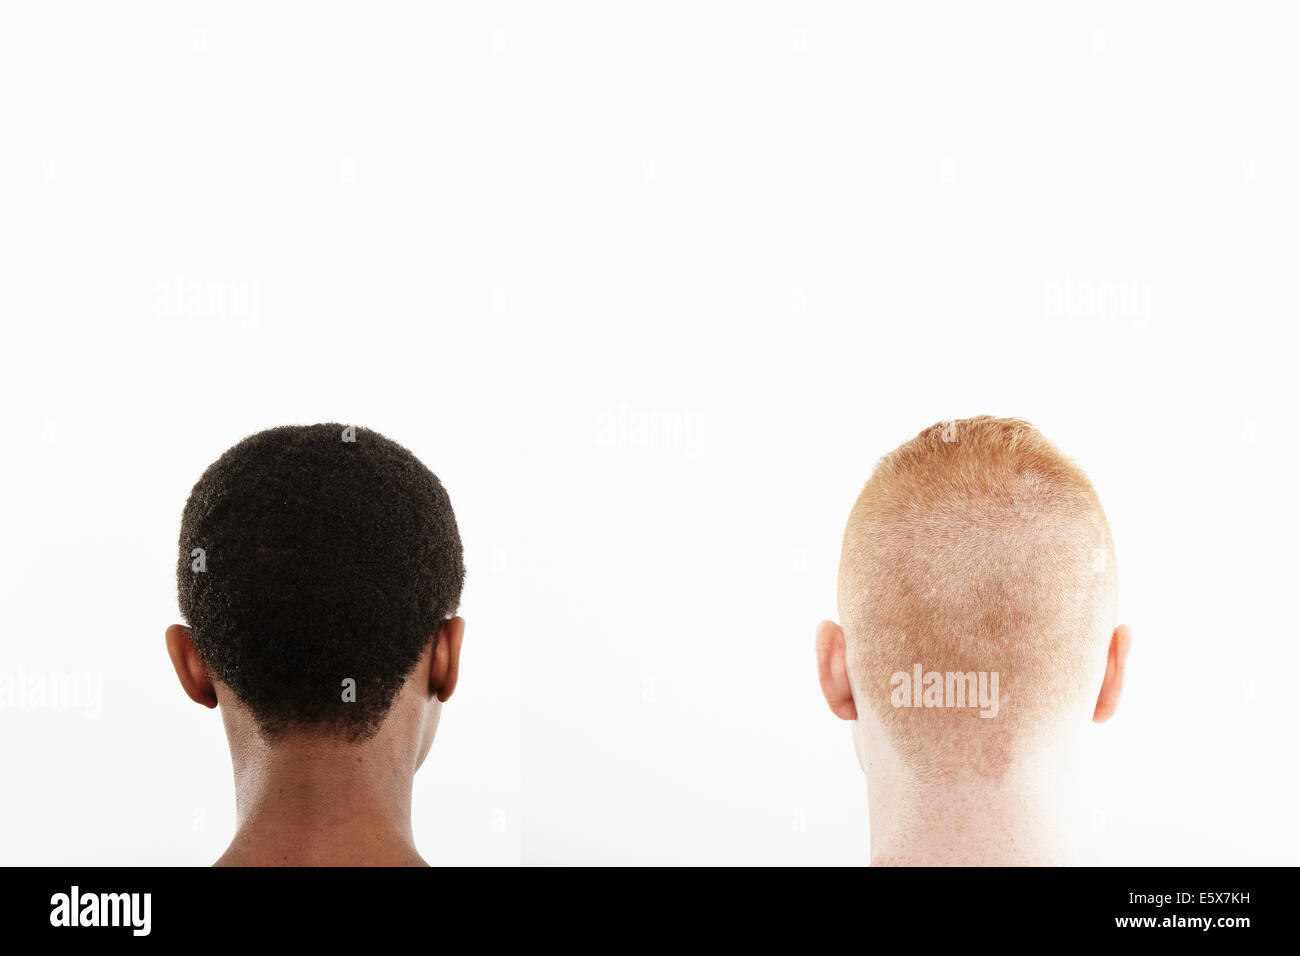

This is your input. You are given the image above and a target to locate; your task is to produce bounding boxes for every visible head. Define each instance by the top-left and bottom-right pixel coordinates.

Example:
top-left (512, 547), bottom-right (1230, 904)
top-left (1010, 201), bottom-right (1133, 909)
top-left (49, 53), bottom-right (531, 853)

top-left (817, 417), bottom-right (1132, 782)
top-left (166, 424), bottom-right (465, 766)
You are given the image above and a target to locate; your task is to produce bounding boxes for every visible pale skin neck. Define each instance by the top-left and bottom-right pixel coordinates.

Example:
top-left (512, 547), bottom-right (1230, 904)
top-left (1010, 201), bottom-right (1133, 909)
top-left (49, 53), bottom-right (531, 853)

top-left (215, 722), bottom-right (428, 867)
top-left (861, 721), bottom-right (1087, 866)
top-left (816, 620), bottom-right (1132, 866)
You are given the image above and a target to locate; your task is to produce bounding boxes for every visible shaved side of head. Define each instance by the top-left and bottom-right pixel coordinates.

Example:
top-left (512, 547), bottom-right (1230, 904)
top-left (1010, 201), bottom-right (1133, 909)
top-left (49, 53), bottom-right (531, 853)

top-left (838, 417), bottom-right (1116, 775)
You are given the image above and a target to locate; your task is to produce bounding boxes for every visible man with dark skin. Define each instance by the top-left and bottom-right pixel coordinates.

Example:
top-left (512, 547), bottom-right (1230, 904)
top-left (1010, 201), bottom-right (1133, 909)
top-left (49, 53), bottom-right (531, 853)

top-left (165, 424), bottom-right (466, 866)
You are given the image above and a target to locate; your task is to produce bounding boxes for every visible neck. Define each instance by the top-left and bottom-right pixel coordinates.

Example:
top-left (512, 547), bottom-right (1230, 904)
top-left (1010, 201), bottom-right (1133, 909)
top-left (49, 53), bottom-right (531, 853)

top-left (864, 733), bottom-right (1086, 866)
top-left (216, 728), bottom-right (425, 867)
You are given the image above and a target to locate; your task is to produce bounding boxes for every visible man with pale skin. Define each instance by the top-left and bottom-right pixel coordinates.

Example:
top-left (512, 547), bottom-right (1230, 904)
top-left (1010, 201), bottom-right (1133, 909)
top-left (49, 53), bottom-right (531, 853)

top-left (166, 424), bottom-right (466, 866)
top-left (816, 417), bottom-right (1133, 866)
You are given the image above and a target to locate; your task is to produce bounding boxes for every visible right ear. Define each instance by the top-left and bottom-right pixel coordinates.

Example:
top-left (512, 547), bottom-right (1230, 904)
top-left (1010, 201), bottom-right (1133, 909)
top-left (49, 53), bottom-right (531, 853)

top-left (1092, 624), bottom-right (1134, 723)
top-left (431, 616), bottom-right (466, 703)
top-left (816, 620), bottom-right (857, 720)
top-left (165, 624), bottom-right (218, 708)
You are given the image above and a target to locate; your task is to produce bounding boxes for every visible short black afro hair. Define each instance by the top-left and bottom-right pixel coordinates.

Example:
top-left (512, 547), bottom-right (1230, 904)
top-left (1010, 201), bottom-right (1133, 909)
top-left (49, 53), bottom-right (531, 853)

top-left (176, 424), bottom-right (464, 742)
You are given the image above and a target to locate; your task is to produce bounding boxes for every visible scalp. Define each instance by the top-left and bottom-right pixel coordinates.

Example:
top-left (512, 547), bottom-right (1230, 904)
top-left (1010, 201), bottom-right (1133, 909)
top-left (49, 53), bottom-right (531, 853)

top-left (838, 418), bottom-right (1116, 772)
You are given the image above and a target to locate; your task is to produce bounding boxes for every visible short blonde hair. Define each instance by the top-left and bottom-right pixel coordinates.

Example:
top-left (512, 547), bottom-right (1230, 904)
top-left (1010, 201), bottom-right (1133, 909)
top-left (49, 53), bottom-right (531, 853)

top-left (838, 417), bottom-right (1116, 772)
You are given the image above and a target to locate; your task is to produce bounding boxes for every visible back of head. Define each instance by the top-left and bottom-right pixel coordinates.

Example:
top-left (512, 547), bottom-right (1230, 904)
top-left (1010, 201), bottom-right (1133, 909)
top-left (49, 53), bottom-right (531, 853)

top-left (838, 417), bottom-right (1116, 774)
top-left (177, 424), bottom-right (464, 743)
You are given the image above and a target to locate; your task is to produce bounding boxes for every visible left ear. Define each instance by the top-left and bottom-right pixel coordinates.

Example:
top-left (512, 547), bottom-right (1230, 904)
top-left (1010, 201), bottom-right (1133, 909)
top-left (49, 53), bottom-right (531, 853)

top-left (165, 623), bottom-right (218, 709)
top-left (816, 620), bottom-right (857, 720)
top-left (431, 616), bottom-right (465, 703)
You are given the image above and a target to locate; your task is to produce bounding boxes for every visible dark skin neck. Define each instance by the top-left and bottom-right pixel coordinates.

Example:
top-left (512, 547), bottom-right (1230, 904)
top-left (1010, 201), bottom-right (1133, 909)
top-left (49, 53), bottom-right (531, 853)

top-left (214, 700), bottom-right (437, 866)
top-left (163, 619), bottom-right (462, 866)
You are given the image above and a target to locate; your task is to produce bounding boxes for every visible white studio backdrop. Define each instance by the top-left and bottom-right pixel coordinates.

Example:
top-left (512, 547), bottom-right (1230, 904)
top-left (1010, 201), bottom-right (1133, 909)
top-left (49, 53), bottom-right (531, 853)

top-left (1, 3), bottom-right (1297, 866)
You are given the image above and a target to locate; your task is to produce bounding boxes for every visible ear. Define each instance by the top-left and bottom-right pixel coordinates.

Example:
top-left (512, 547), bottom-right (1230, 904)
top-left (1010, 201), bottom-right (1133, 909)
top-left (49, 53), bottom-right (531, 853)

top-left (431, 616), bottom-right (465, 703)
top-left (1092, 623), bottom-right (1134, 722)
top-left (165, 624), bottom-right (218, 709)
top-left (816, 619), bottom-right (857, 720)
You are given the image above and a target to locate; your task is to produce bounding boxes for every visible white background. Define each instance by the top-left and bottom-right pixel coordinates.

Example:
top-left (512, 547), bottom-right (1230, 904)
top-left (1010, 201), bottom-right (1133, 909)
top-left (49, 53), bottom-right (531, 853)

top-left (2, 3), bottom-right (1296, 866)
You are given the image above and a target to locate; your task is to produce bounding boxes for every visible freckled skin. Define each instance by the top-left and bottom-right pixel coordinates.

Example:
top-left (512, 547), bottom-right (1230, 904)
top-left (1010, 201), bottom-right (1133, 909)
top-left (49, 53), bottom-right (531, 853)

top-left (824, 418), bottom-right (1130, 866)
top-left (856, 704), bottom-right (1090, 866)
